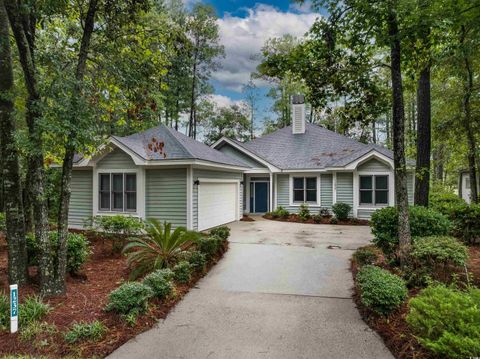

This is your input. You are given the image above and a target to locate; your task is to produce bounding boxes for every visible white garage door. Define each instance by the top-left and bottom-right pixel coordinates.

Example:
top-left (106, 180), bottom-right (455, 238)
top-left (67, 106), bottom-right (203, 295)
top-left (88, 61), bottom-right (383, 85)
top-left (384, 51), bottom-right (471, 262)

top-left (198, 181), bottom-right (238, 231)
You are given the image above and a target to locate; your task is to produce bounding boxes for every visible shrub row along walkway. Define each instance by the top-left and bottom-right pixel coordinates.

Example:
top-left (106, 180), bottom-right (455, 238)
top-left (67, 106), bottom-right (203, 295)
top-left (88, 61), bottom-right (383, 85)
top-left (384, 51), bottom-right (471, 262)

top-left (108, 217), bottom-right (393, 359)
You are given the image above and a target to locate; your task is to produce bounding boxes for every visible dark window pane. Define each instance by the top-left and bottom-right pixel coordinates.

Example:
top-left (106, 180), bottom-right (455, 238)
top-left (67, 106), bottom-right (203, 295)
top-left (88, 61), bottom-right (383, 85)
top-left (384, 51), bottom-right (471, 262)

top-left (112, 174), bottom-right (123, 192)
top-left (360, 190), bottom-right (373, 204)
top-left (294, 189), bottom-right (304, 202)
top-left (375, 176), bottom-right (388, 190)
top-left (126, 193), bottom-right (136, 211)
top-left (113, 192), bottom-right (123, 210)
top-left (306, 189), bottom-right (316, 202)
top-left (306, 177), bottom-right (316, 189)
top-left (360, 176), bottom-right (372, 190)
top-left (375, 190), bottom-right (388, 204)
top-left (100, 192), bottom-right (110, 210)
top-left (125, 174), bottom-right (136, 191)
top-left (293, 178), bottom-right (304, 190)
top-left (100, 174), bottom-right (110, 191)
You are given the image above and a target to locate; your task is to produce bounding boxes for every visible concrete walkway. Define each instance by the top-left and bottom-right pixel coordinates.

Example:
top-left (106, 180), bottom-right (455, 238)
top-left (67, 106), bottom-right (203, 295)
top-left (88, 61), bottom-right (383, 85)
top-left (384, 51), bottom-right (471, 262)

top-left (108, 218), bottom-right (393, 359)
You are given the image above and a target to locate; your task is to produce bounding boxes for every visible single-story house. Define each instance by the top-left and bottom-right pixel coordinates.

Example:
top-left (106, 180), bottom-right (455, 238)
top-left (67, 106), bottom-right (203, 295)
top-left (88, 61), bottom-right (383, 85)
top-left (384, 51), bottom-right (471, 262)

top-left (69, 95), bottom-right (415, 231)
top-left (459, 170), bottom-right (480, 204)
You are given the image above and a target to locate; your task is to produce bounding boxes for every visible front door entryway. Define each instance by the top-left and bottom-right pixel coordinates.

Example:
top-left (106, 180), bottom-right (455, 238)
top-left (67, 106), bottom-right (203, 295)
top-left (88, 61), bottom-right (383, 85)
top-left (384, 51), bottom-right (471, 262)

top-left (250, 181), bottom-right (269, 213)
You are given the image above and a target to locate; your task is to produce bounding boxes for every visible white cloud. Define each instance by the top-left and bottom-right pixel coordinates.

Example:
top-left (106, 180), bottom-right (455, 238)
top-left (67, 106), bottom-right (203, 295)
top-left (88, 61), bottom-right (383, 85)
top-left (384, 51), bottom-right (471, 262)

top-left (214, 4), bottom-right (318, 92)
top-left (204, 94), bottom-right (243, 108)
top-left (288, 1), bottom-right (314, 14)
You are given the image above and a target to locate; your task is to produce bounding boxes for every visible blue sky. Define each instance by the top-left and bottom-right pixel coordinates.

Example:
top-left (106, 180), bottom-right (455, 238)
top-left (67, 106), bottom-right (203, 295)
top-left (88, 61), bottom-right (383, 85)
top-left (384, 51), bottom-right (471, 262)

top-left (186, 0), bottom-right (321, 131)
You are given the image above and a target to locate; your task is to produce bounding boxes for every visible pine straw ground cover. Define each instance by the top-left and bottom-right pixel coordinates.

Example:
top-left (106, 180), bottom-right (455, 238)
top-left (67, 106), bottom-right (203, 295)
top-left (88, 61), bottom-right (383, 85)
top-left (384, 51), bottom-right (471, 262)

top-left (0, 232), bottom-right (228, 358)
top-left (351, 246), bottom-right (480, 359)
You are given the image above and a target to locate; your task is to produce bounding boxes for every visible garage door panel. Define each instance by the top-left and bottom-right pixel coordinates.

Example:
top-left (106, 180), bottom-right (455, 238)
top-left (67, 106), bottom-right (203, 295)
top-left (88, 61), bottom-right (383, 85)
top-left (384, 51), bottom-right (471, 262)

top-left (198, 182), bottom-right (238, 231)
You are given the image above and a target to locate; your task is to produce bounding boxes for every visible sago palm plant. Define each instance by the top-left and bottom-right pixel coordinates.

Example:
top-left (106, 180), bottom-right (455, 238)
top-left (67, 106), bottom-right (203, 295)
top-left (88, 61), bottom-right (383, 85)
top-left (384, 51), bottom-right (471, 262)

top-left (123, 219), bottom-right (200, 279)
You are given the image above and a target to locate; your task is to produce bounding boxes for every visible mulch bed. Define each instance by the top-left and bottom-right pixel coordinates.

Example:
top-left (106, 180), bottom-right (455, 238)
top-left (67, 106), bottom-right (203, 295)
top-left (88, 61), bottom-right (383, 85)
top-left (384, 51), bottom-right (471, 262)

top-left (0, 232), bottom-right (228, 358)
top-left (263, 213), bottom-right (369, 226)
top-left (240, 215), bottom-right (255, 222)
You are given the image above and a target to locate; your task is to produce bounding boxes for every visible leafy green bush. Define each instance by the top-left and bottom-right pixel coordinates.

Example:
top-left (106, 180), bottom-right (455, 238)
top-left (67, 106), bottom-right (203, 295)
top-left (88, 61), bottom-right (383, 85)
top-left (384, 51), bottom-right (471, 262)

top-left (19, 296), bottom-right (51, 326)
top-left (196, 235), bottom-right (225, 260)
top-left (105, 282), bottom-right (153, 316)
top-left (173, 261), bottom-right (192, 284)
top-left (90, 215), bottom-right (144, 253)
top-left (312, 214), bottom-right (322, 224)
top-left (64, 320), bottom-right (106, 344)
top-left (26, 231), bottom-right (90, 274)
top-left (0, 292), bottom-right (8, 331)
top-left (20, 321), bottom-right (57, 342)
top-left (209, 226), bottom-right (230, 240)
top-left (410, 236), bottom-right (468, 284)
top-left (0, 212), bottom-right (5, 232)
top-left (143, 271), bottom-right (174, 299)
top-left (273, 206), bottom-right (290, 219)
top-left (370, 206), bottom-right (451, 255)
top-left (356, 265), bottom-right (407, 315)
top-left (184, 251), bottom-right (207, 272)
top-left (298, 203), bottom-right (311, 221)
top-left (319, 207), bottom-right (331, 217)
top-left (407, 285), bottom-right (480, 358)
top-left (353, 246), bottom-right (380, 266)
top-left (123, 219), bottom-right (200, 279)
top-left (430, 187), bottom-right (466, 216)
top-left (332, 202), bottom-right (351, 220)
top-left (448, 204), bottom-right (480, 244)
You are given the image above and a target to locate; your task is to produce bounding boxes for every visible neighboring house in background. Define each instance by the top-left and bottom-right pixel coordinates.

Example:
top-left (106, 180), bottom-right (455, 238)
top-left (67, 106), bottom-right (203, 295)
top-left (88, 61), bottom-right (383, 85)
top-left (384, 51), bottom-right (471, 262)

top-left (459, 170), bottom-right (480, 204)
top-left (68, 95), bottom-right (415, 231)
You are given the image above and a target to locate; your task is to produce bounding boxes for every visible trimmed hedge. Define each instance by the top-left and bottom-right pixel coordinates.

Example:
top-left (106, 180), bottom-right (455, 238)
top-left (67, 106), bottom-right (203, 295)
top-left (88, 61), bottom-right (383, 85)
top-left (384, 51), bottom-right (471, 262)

top-left (105, 282), bottom-right (153, 316)
top-left (356, 265), bottom-right (407, 315)
top-left (370, 206), bottom-right (451, 255)
top-left (209, 226), bottom-right (230, 240)
top-left (332, 202), bottom-right (351, 220)
top-left (143, 270), bottom-right (174, 299)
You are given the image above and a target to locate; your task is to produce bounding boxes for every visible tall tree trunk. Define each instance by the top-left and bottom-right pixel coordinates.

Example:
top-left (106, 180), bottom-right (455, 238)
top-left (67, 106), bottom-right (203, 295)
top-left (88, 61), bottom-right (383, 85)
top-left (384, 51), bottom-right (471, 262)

top-left (414, 65), bottom-right (431, 206)
top-left (6, 0), bottom-right (53, 295)
top-left (387, 4), bottom-right (411, 264)
top-left (188, 47), bottom-right (198, 138)
top-left (0, 0), bottom-right (28, 285)
top-left (56, 0), bottom-right (97, 294)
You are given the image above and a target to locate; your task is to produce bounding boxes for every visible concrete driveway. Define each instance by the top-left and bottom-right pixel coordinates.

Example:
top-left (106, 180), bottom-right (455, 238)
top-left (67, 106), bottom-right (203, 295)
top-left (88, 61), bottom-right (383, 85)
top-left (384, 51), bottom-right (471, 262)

top-left (108, 218), bottom-right (393, 359)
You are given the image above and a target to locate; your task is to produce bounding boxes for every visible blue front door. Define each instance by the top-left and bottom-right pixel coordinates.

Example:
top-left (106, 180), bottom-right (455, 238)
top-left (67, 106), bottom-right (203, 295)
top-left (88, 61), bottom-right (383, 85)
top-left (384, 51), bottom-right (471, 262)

top-left (254, 182), bottom-right (269, 213)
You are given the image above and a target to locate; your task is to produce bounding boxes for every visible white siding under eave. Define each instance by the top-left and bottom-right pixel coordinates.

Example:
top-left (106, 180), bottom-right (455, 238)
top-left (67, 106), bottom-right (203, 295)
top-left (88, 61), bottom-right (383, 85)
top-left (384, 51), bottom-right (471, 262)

top-left (96, 147), bottom-right (136, 169)
top-left (336, 172), bottom-right (354, 215)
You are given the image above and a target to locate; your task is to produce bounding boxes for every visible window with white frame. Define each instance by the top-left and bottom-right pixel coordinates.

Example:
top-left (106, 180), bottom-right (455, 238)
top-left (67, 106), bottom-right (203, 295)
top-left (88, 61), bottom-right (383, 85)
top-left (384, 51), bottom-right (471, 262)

top-left (99, 173), bottom-right (137, 212)
top-left (293, 177), bottom-right (317, 203)
top-left (359, 175), bottom-right (389, 205)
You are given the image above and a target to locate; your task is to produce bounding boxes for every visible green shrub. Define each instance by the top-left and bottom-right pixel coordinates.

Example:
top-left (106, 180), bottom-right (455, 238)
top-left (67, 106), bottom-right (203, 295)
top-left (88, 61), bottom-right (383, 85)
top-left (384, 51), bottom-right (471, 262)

top-left (0, 292), bottom-right (8, 331)
top-left (430, 187), bottom-right (466, 216)
top-left (370, 206), bottom-right (451, 255)
top-left (26, 231), bottom-right (90, 274)
top-left (209, 226), bottom-right (230, 240)
top-left (90, 215), bottom-right (144, 253)
top-left (197, 235), bottom-right (224, 259)
top-left (19, 296), bottom-right (51, 326)
top-left (123, 219), bottom-right (200, 279)
top-left (64, 320), bottom-right (106, 344)
top-left (448, 204), bottom-right (480, 244)
top-left (0, 212), bottom-right (5, 232)
top-left (319, 207), bottom-right (331, 217)
top-left (329, 217), bottom-right (338, 224)
top-left (298, 203), bottom-right (311, 221)
top-left (185, 251), bottom-right (207, 272)
top-left (407, 285), bottom-right (480, 358)
top-left (173, 261), bottom-right (192, 284)
top-left (332, 202), bottom-right (351, 220)
top-left (353, 246), bottom-right (379, 266)
top-left (270, 206), bottom-right (290, 219)
top-left (105, 282), bottom-right (153, 316)
top-left (20, 321), bottom-right (57, 342)
top-left (410, 236), bottom-right (468, 284)
top-left (143, 270), bottom-right (174, 299)
top-left (356, 265), bottom-right (407, 315)
top-left (312, 214), bottom-right (322, 224)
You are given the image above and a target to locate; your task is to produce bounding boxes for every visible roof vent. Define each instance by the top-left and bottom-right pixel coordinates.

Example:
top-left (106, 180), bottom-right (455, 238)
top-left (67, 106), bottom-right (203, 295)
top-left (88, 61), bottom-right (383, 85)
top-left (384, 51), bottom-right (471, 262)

top-left (291, 95), bottom-right (305, 134)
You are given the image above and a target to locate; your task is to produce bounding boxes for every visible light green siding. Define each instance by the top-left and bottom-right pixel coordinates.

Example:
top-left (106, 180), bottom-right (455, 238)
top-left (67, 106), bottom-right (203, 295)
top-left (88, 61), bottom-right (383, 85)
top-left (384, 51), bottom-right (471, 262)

top-left (68, 170), bottom-right (92, 226)
top-left (192, 169), bottom-right (243, 231)
top-left (97, 148), bottom-right (136, 169)
top-left (320, 174), bottom-right (333, 208)
top-left (336, 173), bottom-right (354, 214)
top-left (145, 168), bottom-right (187, 228)
top-left (218, 144), bottom-right (265, 168)
top-left (407, 171), bottom-right (414, 205)
top-left (357, 159), bottom-right (390, 172)
top-left (357, 208), bottom-right (377, 219)
top-left (276, 174), bottom-right (322, 213)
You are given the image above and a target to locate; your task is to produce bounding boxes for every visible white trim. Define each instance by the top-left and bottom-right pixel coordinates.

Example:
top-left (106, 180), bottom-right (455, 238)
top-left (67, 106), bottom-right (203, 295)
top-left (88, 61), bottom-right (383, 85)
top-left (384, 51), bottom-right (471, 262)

top-left (269, 172), bottom-right (273, 212)
top-left (211, 137), bottom-right (280, 172)
top-left (354, 171), bottom-right (394, 217)
top-left (343, 150), bottom-right (394, 171)
top-left (186, 165), bottom-right (193, 230)
top-left (332, 172), bottom-right (337, 204)
top-left (92, 167), bottom-right (145, 219)
top-left (274, 173), bottom-right (278, 210)
top-left (288, 173), bottom-right (321, 207)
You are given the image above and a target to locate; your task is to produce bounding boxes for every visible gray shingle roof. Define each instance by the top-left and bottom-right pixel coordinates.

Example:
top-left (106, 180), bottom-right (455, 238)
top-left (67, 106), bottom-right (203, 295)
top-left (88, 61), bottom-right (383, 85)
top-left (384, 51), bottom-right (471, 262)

top-left (239, 122), bottom-right (399, 170)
